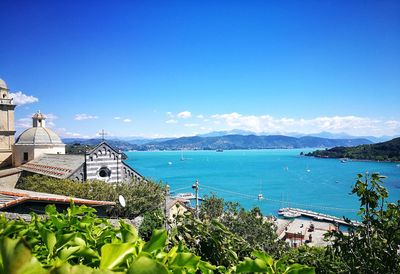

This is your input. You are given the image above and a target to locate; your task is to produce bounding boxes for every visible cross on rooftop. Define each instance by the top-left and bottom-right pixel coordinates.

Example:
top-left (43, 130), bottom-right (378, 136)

top-left (99, 129), bottom-right (108, 141)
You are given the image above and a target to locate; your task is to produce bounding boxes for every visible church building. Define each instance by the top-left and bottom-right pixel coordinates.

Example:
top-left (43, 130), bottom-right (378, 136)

top-left (0, 78), bottom-right (142, 183)
top-left (0, 79), bottom-right (16, 168)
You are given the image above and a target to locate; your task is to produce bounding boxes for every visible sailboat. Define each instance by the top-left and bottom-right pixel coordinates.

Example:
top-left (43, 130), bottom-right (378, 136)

top-left (180, 151), bottom-right (184, 161)
top-left (257, 180), bottom-right (264, 201)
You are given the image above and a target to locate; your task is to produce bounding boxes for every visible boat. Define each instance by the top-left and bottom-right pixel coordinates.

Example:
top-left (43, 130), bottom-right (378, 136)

top-left (216, 149), bottom-right (223, 152)
top-left (283, 211), bottom-right (301, 218)
top-left (168, 161), bottom-right (173, 165)
top-left (180, 151), bottom-right (184, 161)
top-left (340, 158), bottom-right (349, 163)
top-left (174, 193), bottom-right (195, 200)
top-left (257, 193), bottom-right (264, 200)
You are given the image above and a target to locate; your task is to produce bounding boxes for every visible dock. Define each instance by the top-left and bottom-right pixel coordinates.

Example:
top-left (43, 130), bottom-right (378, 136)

top-left (279, 207), bottom-right (361, 226)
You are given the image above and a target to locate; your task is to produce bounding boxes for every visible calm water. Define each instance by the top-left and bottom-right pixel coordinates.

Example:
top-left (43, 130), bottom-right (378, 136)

top-left (124, 149), bottom-right (400, 220)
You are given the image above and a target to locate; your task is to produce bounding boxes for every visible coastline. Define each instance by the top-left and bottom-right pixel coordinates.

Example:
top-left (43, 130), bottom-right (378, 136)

top-left (306, 155), bottom-right (400, 164)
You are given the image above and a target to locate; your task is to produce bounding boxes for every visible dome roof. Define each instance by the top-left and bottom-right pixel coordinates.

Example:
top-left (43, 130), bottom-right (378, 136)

top-left (0, 79), bottom-right (7, 89)
top-left (16, 127), bottom-right (63, 145)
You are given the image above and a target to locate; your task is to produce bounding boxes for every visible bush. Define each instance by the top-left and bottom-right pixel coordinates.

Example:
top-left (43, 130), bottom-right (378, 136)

top-left (16, 174), bottom-right (166, 218)
top-left (0, 203), bottom-right (314, 273)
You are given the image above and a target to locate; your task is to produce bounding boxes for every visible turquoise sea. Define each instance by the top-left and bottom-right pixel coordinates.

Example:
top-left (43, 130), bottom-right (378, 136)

top-left (124, 149), bottom-right (400, 220)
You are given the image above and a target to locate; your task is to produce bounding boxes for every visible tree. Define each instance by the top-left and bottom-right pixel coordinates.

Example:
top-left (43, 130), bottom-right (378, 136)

top-left (326, 172), bottom-right (400, 273)
top-left (16, 174), bottom-right (166, 219)
top-left (199, 195), bottom-right (288, 259)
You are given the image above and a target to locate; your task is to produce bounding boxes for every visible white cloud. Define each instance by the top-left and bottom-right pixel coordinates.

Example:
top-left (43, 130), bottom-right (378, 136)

top-left (197, 114), bottom-right (204, 119)
top-left (9, 91), bottom-right (39, 105)
top-left (15, 117), bottom-right (32, 128)
top-left (166, 119), bottom-right (178, 124)
top-left (74, 113), bottom-right (99, 121)
top-left (177, 111), bottom-right (191, 119)
top-left (114, 117), bottom-right (121, 120)
top-left (210, 112), bottom-right (400, 136)
top-left (166, 112), bottom-right (174, 118)
top-left (184, 123), bottom-right (199, 127)
top-left (123, 118), bottom-right (132, 123)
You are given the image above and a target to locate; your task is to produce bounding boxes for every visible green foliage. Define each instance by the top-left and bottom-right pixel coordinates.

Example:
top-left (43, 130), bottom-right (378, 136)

top-left (325, 172), bottom-right (400, 273)
top-left (306, 137), bottom-right (400, 162)
top-left (138, 209), bottom-right (164, 241)
top-left (169, 211), bottom-right (252, 268)
top-left (16, 174), bottom-right (166, 218)
top-left (199, 195), bottom-right (288, 258)
top-left (0, 204), bottom-right (311, 273)
top-left (283, 246), bottom-right (344, 274)
top-left (223, 205), bottom-right (287, 258)
top-left (200, 193), bottom-right (224, 220)
top-left (236, 251), bottom-right (315, 274)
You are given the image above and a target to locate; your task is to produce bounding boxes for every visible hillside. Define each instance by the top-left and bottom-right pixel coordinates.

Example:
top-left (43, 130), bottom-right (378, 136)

top-left (139, 134), bottom-right (372, 151)
top-left (306, 137), bottom-right (400, 162)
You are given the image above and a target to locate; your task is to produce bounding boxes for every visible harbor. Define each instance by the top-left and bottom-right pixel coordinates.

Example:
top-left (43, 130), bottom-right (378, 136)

top-left (278, 207), bottom-right (362, 226)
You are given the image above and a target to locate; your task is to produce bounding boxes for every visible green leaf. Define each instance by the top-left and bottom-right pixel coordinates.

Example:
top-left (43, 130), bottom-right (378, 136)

top-left (59, 246), bottom-right (81, 261)
top-left (119, 221), bottom-right (139, 243)
top-left (127, 255), bottom-right (168, 274)
top-left (50, 263), bottom-right (117, 274)
top-left (99, 243), bottom-right (135, 270)
top-left (142, 229), bottom-right (167, 253)
top-left (170, 252), bottom-right (200, 269)
top-left (236, 258), bottom-right (269, 273)
top-left (285, 264), bottom-right (315, 274)
top-left (0, 237), bottom-right (47, 274)
top-left (252, 251), bottom-right (273, 266)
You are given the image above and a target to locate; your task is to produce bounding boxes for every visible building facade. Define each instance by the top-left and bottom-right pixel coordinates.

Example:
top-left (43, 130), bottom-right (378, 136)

top-left (0, 79), bottom-right (16, 168)
top-left (85, 142), bottom-right (142, 183)
top-left (13, 112), bottom-right (66, 167)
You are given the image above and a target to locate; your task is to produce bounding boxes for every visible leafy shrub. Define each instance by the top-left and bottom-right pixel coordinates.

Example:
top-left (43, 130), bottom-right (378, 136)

top-left (16, 174), bottom-right (166, 218)
top-left (0, 204), bottom-right (314, 274)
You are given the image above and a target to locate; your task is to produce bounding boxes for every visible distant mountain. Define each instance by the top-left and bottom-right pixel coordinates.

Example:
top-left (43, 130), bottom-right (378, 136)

top-left (303, 131), bottom-right (396, 143)
top-left (196, 130), bottom-right (398, 143)
top-left (306, 137), bottom-right (400, 162)
top-left (138, 134), bottom-right (372, 151)
top-left (197, 129), bottom-right (256, 137)
top-left (63, 138), bottom-right (138, 151)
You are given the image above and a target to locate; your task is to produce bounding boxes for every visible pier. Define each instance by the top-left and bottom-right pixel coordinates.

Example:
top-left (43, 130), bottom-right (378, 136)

top-left (279, 207), bottom-right (361, 226)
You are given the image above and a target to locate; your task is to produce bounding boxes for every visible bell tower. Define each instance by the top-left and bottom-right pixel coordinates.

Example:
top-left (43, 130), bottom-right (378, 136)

top-left (0, 79), bottom-right (16, 168)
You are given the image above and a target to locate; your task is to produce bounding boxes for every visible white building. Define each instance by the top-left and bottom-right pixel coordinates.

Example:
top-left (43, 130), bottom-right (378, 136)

top-left (0, 79), bottom-right (16, 168)
top-left (13, 112), bottom-right (66, 167)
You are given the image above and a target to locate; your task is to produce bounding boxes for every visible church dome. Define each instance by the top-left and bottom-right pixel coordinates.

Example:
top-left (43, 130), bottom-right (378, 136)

top-left (0, 79), bottom-right (7, 89)
top-left (16, 127), bottom-right (63, 145)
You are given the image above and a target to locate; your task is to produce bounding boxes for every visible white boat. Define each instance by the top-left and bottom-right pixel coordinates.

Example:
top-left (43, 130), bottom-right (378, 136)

top-left (174, 193), bottom-right (195, 200)
top-left (257, 193), bottom-right (264, 200)
top-left (283, 211), bottom-right (301, 218)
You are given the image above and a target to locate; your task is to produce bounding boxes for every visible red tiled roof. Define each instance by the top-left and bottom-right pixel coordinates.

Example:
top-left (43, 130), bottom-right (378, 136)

top-left (0, 189), bottom-right (115, 210)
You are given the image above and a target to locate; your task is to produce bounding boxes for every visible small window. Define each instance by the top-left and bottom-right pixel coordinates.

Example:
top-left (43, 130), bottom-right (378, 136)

top-left (23, 152), bottom-right (28, 161)
top-left (98, 167), bottom-right (111, 178)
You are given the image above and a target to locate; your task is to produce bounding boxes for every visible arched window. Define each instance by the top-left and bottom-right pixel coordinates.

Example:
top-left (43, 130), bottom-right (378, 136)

top-left (98, 167), bottom-right (111, 178)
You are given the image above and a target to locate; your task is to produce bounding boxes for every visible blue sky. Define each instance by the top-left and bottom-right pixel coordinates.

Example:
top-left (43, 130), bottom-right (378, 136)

top-left (1, 0), bottom-right (399, 138)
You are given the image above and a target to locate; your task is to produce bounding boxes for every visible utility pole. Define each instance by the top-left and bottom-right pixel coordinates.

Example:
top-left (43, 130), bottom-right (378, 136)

top-left (192, 179), bottom-right (199, 219)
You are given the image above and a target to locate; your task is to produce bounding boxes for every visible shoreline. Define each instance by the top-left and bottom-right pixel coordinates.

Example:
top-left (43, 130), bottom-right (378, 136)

top-left (307, 155), bottom-right (400, 164)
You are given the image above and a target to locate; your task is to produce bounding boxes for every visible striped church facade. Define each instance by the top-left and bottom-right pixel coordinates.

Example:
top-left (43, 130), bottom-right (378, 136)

top-left (85, 142), bottom-right (142, 183)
